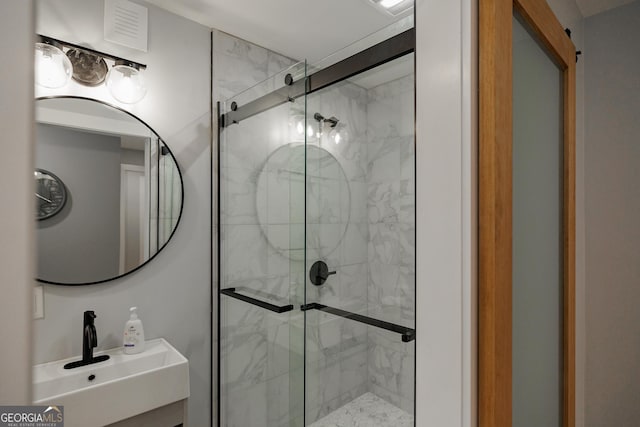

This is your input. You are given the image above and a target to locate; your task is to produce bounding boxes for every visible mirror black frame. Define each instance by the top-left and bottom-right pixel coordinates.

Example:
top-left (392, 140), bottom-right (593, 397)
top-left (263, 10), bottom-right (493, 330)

top-left (35, 96), bottom-right (185, 286)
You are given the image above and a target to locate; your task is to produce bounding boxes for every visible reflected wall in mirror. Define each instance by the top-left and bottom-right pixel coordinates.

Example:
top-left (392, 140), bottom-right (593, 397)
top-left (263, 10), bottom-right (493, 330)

top-left (35, 97), bottom-right (184, 285)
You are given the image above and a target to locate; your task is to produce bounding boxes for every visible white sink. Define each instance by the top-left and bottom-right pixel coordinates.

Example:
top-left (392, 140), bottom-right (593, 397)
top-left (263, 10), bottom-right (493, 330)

top-left (33, 338), bottom-right (190, 427)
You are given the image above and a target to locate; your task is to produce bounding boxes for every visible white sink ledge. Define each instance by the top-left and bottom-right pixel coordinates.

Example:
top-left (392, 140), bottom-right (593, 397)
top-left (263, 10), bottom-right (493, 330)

top-left (33, 338), bottom-right (190, 427)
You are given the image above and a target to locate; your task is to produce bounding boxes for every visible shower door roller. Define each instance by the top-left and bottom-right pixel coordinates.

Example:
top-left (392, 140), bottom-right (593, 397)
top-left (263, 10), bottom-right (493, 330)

top-left (309, 261), bottom-right (336, 286)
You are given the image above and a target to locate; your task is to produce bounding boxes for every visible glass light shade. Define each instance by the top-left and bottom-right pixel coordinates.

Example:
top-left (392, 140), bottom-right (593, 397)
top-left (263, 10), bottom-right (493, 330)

top-left (35, 43), bottom-right (72, 89)
top-left (106, 64), bottom-right (147, 104)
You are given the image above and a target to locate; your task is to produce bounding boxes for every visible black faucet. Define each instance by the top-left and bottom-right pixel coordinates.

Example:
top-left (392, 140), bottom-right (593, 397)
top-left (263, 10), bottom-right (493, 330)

top-left (64, 310), bottom-right (110, 369)
top-left (83, 311), bottom-right (97, 362)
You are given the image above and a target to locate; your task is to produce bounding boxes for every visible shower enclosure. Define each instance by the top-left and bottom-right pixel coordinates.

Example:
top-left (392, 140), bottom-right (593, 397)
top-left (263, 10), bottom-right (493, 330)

top-left (218, 24), bottom-right (416, 427)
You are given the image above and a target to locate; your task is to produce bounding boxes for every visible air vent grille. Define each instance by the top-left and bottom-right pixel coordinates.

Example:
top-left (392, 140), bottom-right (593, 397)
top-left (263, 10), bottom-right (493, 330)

top-left (104, 0), bottom-right (148, 52)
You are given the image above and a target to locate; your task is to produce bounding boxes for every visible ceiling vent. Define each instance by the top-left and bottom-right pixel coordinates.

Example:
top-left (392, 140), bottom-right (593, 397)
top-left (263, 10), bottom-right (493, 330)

top-left (104, 0), bottom-right (148, 52)
top-left (368, 0), bottom-right (414, 16)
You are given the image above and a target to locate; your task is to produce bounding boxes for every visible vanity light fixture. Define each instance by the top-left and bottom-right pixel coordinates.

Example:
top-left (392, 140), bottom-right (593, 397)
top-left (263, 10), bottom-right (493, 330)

top-left (35, 35), bottom-right (148, 104)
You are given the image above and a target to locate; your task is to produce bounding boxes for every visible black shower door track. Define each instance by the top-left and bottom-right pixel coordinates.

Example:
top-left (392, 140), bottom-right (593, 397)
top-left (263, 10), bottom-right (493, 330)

top-left (219, 27), bottom-right (416, 127)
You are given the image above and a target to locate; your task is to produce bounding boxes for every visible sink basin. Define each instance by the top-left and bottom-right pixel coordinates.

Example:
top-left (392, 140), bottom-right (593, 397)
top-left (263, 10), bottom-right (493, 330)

top-left (33, 338), bottom-right (189, 427)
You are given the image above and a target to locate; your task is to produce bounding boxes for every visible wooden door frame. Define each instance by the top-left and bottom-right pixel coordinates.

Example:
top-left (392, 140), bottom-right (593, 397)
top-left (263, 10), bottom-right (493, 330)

top-left (479, 0), bottom-right (576, 426)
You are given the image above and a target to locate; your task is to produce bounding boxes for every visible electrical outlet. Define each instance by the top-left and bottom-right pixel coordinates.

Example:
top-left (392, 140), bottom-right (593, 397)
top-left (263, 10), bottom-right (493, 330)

top-left (33, 286), bottom-right (44, 319)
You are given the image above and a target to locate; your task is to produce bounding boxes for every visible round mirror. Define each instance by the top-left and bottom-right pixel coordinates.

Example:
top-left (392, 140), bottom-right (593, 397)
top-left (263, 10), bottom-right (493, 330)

top-left (256, 143), bottom-right (350, 261)
top-left (35, 97), bottom-right (184, 285)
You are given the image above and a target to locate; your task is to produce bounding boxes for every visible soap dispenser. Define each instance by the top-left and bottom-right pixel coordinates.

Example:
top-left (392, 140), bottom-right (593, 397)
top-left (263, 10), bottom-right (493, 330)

top-left (123, 307), bottom-right (145, 354)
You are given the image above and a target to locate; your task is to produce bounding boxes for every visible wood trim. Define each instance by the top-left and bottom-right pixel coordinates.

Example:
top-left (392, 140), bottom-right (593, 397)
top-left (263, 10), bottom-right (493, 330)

top-left (514, 0), bottom-right (576, 67)
top-left (479, 0), bottom-right (576, 425)
top-left (478, 0), bottom-right (513, 426)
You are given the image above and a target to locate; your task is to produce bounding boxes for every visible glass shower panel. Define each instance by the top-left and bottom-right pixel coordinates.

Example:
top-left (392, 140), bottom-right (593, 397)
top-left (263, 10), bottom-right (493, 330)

top-left (512, 13), bottom-right (563, 427)
top-left (304, 53), bottom-right (415, 426)
top-left (220, 61), bottom-right (307, 427)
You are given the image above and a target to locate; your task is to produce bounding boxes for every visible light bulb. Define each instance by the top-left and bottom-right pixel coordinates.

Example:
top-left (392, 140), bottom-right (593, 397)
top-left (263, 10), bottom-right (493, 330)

top-left (106, 63), bottom-right (147, 104)
top-left (307, 125), bottom-right (314, 137)
top-left (35, 42), bottom-right (72, 89)
top-left (296, 121), bottom-right (304, 135)
top-left (334, 132), bottom-right (342, 144)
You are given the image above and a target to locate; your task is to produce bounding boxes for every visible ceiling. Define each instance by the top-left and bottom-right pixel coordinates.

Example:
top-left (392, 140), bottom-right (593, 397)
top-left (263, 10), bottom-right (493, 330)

top-left (144, 0), bottom-right (412, 63)
top-left (575, 0), bottom-right (636, 17)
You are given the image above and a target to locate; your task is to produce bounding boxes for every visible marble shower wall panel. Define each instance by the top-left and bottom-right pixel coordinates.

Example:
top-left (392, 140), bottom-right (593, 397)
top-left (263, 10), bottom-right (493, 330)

top-left (212, 29), bottom-right (298, 102)
top-left (305, 80), bottom-right (370, 424)
top-left (366, 73), bottom-right (416, 413)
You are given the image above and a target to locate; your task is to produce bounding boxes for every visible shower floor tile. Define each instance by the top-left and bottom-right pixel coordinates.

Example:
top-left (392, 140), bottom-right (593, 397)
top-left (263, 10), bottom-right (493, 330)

top-left (308, 392), bottom-right (414, 427)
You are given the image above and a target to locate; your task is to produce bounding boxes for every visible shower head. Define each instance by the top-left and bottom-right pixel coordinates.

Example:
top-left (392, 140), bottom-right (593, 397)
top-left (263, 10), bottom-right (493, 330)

top-left (325, 116), bottom-right (339, 128)
top-left (313, 112), bottom-right (340, 127)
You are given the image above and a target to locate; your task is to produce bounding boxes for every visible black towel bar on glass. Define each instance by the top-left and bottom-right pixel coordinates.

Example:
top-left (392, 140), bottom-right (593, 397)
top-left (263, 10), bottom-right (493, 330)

top-left (300, 302), bottom-right (416, 342)
top-left (220, 288), bottom-right (294, 313)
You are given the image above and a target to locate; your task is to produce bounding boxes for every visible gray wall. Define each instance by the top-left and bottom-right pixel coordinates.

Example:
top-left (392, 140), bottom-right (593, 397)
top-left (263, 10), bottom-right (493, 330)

top-left (36, 124), bottom-right (121, 283)
top-left (0, 0), bottom-right (34, 405)
top-left (32, 1), bottom-right (211, 425)
top-left (585, 2), bottom-right (640, 425)
top-left (121, 148), bottom-right (145, 167)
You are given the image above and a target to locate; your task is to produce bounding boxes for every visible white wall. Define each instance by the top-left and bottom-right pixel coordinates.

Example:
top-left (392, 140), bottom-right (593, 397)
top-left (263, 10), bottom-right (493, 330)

top-left (415, 0), bottom-right (475, 425)
top-left (0, 0), bottom-right (35, 405)
top-left (32, 1), bottom-right (211, 425)
top-left (584, 2), bottom-right (640, 425)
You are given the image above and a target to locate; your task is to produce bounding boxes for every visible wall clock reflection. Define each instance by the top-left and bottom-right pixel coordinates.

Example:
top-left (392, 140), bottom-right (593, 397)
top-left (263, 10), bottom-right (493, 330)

top-left (35, 168), bottom-right (67, 220)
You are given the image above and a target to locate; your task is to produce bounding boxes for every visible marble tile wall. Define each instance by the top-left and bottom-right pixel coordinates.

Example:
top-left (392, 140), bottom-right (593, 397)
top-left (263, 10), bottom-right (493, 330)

top-left (365, 73), bottom-right (416, 415)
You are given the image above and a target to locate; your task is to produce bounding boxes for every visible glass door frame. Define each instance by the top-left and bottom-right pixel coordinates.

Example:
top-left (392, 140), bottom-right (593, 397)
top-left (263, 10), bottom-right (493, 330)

top-left (478, 0), bottom-right (576, 426)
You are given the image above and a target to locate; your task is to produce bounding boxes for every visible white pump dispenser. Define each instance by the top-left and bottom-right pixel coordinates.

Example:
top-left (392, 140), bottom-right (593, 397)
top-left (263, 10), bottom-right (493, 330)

top-left (123, 307), bottom-right (145, 354)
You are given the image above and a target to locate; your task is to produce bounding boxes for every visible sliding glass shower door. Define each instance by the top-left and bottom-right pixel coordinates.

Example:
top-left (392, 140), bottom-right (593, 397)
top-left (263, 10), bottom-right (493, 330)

top-left (219, 61), bottom-right (307, 427)
top-left (219, 28), bottom-right (416, 427)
